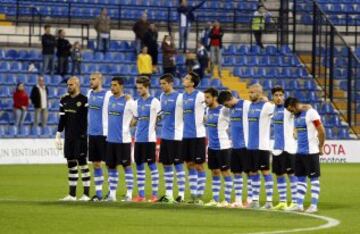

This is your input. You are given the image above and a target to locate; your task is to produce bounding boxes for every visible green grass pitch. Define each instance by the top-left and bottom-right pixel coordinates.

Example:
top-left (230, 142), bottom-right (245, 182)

top-left (0, 164), bottom-right (359, 234)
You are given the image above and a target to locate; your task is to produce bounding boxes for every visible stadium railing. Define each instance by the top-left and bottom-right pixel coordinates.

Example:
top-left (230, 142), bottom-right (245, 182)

top-left (290, 0), bottom-right (360, 135)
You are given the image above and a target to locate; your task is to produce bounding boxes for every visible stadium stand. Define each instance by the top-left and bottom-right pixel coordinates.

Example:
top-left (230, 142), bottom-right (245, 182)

top-left (0, 0), bottom-right (356, 139)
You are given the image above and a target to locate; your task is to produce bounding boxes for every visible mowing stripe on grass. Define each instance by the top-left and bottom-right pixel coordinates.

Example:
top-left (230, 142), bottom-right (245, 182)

top-left (242, 210), bottom-right (340, 234)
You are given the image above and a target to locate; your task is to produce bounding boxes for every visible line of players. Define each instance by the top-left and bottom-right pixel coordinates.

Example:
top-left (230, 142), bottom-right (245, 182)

top-left (55, 72), bottom-right (325, 213)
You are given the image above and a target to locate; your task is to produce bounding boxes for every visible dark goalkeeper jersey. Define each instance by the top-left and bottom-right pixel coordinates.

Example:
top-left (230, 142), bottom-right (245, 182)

top-left (58, 93), bottom-right (88, 140)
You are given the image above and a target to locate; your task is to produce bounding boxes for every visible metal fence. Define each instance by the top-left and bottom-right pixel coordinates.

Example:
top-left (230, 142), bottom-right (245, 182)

top-left (291, 0), bottom-right (359, 129)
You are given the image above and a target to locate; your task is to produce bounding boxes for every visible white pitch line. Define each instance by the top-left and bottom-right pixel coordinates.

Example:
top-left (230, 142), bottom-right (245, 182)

top-left (241, 209), bottom-right (340, 234)
top-left (0, 199), bottom-right (340, 234)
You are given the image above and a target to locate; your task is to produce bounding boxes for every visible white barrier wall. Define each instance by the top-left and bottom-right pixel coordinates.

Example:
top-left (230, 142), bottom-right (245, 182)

top-left (0, 139), bottom-right (359, 164)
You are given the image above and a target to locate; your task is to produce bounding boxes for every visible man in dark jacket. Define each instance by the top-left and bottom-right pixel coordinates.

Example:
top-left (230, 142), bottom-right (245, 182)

top-left (143, 24), bottom-right (159, 72)
top-left (41, 25), bottom-right (56, 75)
top-left (133, 13), bottom-right (150, 54)
top-left (57, 29), bottom-right (72, 77)
top-left (30, 76), bottom-right (49, 128)
top-left (177, 0), bottom-right (207, 53)
top-left (209, 21), bottom-right (224, 78)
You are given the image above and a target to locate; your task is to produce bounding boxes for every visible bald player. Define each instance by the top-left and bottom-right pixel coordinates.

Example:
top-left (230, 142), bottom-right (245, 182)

top-left (55, 76), bottom-right (90, 201)
top-left (86, 73), bottom-right (112, 201)
top-left (246, 83), bottom-right (275, 209)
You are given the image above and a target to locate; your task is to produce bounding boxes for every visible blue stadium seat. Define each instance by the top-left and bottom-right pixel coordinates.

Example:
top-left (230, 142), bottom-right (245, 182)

top-left (0, 125), bottom-right (5, 137)
top-left (325, 128), bottom-right (335, 139)
top-left (10, 62), bottom-right (23, 72)
top-left (0, 111), bottom-right (11, 124)
top-left (320, 103), bottom-right (335, 114)
top-left (304, 80), bottom-right (317, 90)
top-left (48, 113), bottom-right (58, 124)
top-left (210, 79), bottom-right (223, 88)
top-left (0, 61), bottom-right (11, 72)
top-left (27, 74), bottom-right (37, 85)
top-left (254, 68), bottom-right (266, 78)
top-left (248, 46), bottom-right (262, 55)
top-left (265, 67), bottom-right (279, 78)
top-left (113, 53), bottom-right (125, 62)
top-left (288, 80), bottom-right (300, 90)
top-left (41, 126), bottom-right (53, 137)
top-left (30, 126), bottom-right (41, 137)
top-left (5, 49), bottom-right (19, 60)
top-left (200, 79), bottom-right (210, 89)
top-left (234, 56), bottom-right (246, 66)
top-left (265, 45), bottom-right (277, 56)
top-left (87, 40), bottom-right (96, 50)
top-left (7, 126), bottom-right (18, 137)
top-left (259, 56), bottom-right (270, 66)
top-left (338, 128), bottom-right (351, 139)
top-left (237, 45), bottom-right (249, 55)
top-left (0, 86), bottom-right (11, 97)
top-left (245, 56), bottom-right (258, 66)
top-left (263, 80), bottom-right (273, 90)
top-left (24, 112), bottom-right (33, 124)
top-left (48, 87), bottom-right (57, 98)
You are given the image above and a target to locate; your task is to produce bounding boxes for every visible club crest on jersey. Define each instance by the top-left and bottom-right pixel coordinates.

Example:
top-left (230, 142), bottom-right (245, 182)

top-left (76, 102), bottom-right (82, 107)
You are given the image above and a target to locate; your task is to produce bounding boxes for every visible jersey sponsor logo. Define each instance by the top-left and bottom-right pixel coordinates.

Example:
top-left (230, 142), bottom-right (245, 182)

top-left (248, 117), bottom-right (259, 122)
top-left (89, 105), bottom-right (101, 110)
top-left (64, 109), bottom-right (77, 113)
top-left (184, 109), bottom-right (193, 114)
top-left (230, 117), bottom-right (242, 121)
top-left (109, 111), bottom-right (122, 116)
top-left (273, 120), bottom-right (284, 124)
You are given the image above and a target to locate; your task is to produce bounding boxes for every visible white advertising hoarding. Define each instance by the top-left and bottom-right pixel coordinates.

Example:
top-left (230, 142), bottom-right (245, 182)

top-left (0, 139), bottom-right (359, 164)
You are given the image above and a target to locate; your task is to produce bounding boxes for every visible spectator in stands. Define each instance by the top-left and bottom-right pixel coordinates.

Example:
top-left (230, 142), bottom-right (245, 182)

top-left (177, 0), bottom-right (207, 53)
top-left (41, 25), bottom-right (56, 75)
top-left (94, 8), bottom-right (111, 53)
top-left (30, 76), bottom-right (48, 128)
top-left (28, 62), bottom-right (38, 73)
top-left (209, 20), bottom-right (224, 78)
top-left (133, 12), bottom-right (150, 55)
top-left (13, 83), bottom-right (29, 128)
top-left (161, 35), bottom-right (177, 76)
top-left (251, 5), bottom-right (271, 49)
top-left (185, 50), bottom-right (198, 72)
top-left (200, 21), bottom-right (212, 50)
top-left (71, 41), bottom-right (82, 75)
top-left (143, 24), bottom-right (158, 73)
top-left (137, 46), bottom-right (153, 77)
top-left (196, 41), bottom-right (209, 79)
top-left (57, 29), bottom-right (72, 77)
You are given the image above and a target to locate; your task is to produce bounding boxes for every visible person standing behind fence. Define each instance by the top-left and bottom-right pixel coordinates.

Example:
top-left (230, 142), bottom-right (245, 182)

top-left (252, 5), bottom-right (268, 49)
top-left (137, 46), bottom-right (153, 78)
top-left (200, 21), bottom-right (212, 50)
top-left (13, 83), bottom-right (29, 128)
top-left (95, 8), bottom-right (111, 53)
top-left (41, 25), bottom-right (56, 75)
top-left (57, 29), bottom-right (72, 77)
top-left (30, 76), bottom-right (49, 128)
top-left (162, 35), bottom-right (177, 76)
top-left (133, 12), bottom-right (150, 55)
top-left (71, 42), bottom-right (82, 75)
top-left (177, 0), bottom-right (207, 53)
top-left (209, 21), bottom-right (223, 78)
top-left (143, 24), bottom-right (159, 73)
top-left (196, 41), bottom-right (209, 79)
